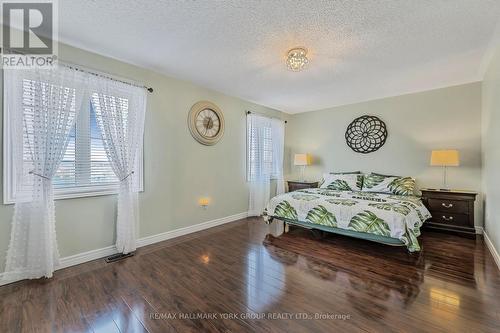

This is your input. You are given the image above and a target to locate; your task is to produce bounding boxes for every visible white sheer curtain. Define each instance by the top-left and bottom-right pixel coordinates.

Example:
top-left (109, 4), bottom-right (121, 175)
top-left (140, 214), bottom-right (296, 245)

top-left (90, 77), bottom-right (146, 254)
top-left (247, 114), bottom-right (285, 216)
top-left (3, 67), bottom-right (87, 280)
top-left (271, 119), bottom-right (285, 195)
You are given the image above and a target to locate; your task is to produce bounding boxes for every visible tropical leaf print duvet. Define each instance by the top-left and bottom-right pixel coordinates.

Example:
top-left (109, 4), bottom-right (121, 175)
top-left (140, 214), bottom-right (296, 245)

top-left (265, 188), bottom-right (431, 252)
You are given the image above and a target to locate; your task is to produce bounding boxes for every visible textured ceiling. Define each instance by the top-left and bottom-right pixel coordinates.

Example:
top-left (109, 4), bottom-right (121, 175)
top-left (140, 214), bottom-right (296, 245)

top-left (58, 1), bottom-right (500, 113)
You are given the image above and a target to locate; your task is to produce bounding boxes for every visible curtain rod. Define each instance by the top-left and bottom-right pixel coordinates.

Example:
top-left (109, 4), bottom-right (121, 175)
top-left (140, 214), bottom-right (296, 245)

top-left (246, 111), bottom-right (287, 124)
top-left (1, 48), bottom-right (154, 93)
top-left (60, 62), bottom-right (154, 93)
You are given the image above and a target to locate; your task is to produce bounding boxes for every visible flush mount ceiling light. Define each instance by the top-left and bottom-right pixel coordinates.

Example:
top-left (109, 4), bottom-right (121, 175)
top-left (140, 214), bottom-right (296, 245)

top-left (286, 47), bottom-right (309, 72)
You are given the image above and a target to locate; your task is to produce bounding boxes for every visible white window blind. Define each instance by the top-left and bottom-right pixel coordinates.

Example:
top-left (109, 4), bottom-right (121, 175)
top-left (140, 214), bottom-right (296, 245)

top-left (247, 119), bottom-right (273, 181)
top-left (4, 76), bottom-right (143, 203)
top-left (246, 113), bottom-right (284, 181)
top-left (51, 101), bottom-right (120, 188)
top-left (90, 102), bottom-right (118, 184)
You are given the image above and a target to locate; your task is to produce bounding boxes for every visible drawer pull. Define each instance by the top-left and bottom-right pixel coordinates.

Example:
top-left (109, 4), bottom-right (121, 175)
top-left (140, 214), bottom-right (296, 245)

top-left (442, 215), bottom-right (454, 221)
top-left (441, 203), bottom-right (454, 208)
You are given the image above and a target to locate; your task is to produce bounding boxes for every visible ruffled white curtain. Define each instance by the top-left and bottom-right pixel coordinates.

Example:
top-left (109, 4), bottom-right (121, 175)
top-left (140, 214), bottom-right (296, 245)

top-left (3, 67), bottom-right (87, 280)
top-left (89, 77), bottom-right (147, 254)
top-left (247, 114), bottom-right (285, 216)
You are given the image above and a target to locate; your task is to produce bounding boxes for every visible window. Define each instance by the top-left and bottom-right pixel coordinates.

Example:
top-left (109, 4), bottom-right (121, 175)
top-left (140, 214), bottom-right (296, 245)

top-left (246, 113), bottom-right (285, 215)
top-left (246, 113), bottom-right (284, 181)
top-left (3, 78), bottom-right (143, 204)
top-left (247, 118), bottom-right (274, 180)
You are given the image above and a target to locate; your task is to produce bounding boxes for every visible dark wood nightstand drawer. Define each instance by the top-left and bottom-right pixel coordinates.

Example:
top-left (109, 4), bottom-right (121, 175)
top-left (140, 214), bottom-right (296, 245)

top-left (430, 212), bottom-right (469, 227)
top-left (287, 181), bottom-right (318, 192)
top-left (290, 183), bottom-right (313, 191)
top-left (427, 198), bottom-right (468, 214)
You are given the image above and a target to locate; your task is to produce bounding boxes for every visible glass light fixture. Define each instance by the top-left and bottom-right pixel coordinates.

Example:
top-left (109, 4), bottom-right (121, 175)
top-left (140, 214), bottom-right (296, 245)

top-left (286, 47), bottom-right (309, 72)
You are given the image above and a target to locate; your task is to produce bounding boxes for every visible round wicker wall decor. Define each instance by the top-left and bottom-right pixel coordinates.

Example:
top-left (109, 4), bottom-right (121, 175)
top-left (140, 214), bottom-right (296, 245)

top-left (345, 115), bottom-right (387, 154)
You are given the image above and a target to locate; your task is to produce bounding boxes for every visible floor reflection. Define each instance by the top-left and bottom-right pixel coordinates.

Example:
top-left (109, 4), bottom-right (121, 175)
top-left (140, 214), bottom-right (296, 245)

top-left (263, 228), bottom-right (426, 320)
top-left (305, 257), bottom-right (338, 280)
top-left (429, 287), bottom-right (461, 307)
top-left (246, 247), bottom-right (285, 313)
top-left (421, 236), bottom-right (477, 288)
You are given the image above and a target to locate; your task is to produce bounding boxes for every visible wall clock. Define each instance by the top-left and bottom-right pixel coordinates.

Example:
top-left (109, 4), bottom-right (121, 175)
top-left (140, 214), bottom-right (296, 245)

top-left (345, 115), bottom-right (387, 153)
top-left (188, 101), bottom-right (225, 145)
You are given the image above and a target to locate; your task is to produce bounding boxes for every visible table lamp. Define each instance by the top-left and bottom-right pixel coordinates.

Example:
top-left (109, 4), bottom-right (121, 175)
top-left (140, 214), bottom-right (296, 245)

top-left (430, 150), bottom-right (459, 190)
top-left (294, 153), bottom-right (311, 181)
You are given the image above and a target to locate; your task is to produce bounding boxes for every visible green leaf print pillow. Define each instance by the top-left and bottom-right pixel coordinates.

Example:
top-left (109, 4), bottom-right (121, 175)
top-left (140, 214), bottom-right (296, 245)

top-left (321, 173), bottom-right (363, 191)
top-left (362, 173), bottom-right (416, 196)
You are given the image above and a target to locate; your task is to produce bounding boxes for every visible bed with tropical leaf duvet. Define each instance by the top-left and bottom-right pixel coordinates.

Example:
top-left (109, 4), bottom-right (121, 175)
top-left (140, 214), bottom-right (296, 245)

top-left (264, 173), bottom-right (432, 252)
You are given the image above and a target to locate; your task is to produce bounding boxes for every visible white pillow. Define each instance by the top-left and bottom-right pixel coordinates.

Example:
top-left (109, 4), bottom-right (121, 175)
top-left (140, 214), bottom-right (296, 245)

top-left (320, 173), bottom-right (363, 191)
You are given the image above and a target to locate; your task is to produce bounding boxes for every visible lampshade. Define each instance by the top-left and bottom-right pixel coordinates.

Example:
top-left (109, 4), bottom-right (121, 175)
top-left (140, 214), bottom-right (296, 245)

top-left (430, 150), bottom-right (460, 166)
top-left (294, 153), bottom-right (311, 166)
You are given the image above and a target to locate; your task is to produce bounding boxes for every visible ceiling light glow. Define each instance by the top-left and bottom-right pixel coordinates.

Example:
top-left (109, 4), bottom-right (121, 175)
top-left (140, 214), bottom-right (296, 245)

top-left (286, 47), bottom-right (309, 72)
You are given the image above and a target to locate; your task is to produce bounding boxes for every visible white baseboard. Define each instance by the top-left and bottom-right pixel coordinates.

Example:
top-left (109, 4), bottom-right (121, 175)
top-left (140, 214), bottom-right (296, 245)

top-left (0, 211), bottom-right (248, 286)
top-left (137, 211), bottom-right (247, 247)
top-left (475, 226), bottom-right (484, 234)
top-left (58, 245), bottom-right (117, 270)
top-left (483, 229), bottom-right (500, 271)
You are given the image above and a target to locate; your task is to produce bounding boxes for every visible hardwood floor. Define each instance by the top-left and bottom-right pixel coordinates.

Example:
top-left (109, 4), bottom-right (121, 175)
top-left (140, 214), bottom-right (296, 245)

top-left (1, 217), bottom-right (499, 332)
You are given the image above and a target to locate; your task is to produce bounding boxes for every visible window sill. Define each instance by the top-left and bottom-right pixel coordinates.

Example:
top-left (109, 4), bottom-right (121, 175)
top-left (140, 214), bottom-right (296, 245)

top-left (3, 184), bottom-right (144, 205)
top-left (54, 185), bottom-right (120, 201)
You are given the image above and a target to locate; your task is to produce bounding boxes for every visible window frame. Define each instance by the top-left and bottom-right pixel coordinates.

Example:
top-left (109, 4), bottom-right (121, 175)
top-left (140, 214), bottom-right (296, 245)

top-left (3, 78), bottom-right (144, 205)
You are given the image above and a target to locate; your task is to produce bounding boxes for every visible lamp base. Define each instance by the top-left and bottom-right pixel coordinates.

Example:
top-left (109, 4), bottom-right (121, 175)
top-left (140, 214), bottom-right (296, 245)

top-left (299, 165), bottom-right (306, 183)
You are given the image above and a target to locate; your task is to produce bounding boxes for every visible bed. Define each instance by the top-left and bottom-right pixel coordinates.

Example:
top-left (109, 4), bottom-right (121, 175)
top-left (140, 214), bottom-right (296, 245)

top-left (264, 187), bottom-right (431, 252)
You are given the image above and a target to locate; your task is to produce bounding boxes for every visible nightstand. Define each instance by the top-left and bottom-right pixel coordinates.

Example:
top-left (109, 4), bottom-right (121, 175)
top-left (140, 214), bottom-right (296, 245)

top-left (287, 180), bottom-right (319, 192)
top-left (421, 189), bottom-right (477, 238)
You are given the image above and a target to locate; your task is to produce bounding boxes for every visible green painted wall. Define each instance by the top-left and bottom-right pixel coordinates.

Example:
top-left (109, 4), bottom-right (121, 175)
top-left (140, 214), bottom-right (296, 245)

top-left (285, 83), bottom-right (483, 226)
top-left (0, 43), bottom-right (287, 273)
top-left (482, 43), bottom-right (500, 255)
